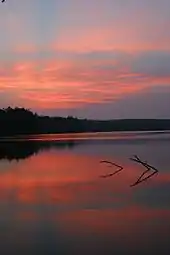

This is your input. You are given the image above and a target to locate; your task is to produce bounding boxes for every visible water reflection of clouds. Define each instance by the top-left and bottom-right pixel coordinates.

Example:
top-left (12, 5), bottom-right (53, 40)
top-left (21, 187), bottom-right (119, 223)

top-left (0, 150), bottom-right (169, 208)
top-left (0, 147), bottom-right (170, 254)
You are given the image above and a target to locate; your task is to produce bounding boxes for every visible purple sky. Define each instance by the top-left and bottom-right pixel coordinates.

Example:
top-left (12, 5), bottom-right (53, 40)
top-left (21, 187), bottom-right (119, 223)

top-left (0, 0), bottom-right (170, 118)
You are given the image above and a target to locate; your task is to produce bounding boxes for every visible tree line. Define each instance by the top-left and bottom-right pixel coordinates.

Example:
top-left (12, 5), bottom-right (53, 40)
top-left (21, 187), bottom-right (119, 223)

top-left (0, 107), bottom-right (170, 136)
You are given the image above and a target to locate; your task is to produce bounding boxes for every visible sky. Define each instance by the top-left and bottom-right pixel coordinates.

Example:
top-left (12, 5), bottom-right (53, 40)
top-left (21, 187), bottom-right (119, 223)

top-left (0, 0), bottom-right (170, 119)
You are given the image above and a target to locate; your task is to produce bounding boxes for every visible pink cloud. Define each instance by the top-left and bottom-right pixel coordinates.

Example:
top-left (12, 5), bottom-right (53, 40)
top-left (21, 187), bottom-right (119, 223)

top-left (1, 49), bottom-right (170, 111)
top-left (51, 16), bottom-right (170, 53)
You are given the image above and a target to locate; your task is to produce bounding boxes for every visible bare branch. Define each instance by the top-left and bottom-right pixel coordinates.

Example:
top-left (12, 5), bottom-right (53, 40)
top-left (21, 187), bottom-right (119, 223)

top-left (129, 155), bottom-right (158, 187)
top-left (100, 160), bottom-right (123, 178)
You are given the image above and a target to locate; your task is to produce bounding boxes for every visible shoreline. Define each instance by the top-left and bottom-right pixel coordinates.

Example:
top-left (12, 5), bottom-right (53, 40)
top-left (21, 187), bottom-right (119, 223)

top-left (0, 130), bottom-right (170, 142)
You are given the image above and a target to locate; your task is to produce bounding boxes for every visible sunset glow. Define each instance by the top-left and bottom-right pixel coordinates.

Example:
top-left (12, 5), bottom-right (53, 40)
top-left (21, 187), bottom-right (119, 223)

top-left (0, 0), bottom-right (170, 118)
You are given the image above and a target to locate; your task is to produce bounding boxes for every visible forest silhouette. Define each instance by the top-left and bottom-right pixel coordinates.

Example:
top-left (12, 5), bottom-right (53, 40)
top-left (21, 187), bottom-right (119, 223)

top-left (0, 107), bottom-right (170, 137)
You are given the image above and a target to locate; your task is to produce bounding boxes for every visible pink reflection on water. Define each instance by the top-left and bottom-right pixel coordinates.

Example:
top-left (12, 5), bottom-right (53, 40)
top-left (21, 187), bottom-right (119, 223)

top-left (0, 149), bottom-right (170, 255)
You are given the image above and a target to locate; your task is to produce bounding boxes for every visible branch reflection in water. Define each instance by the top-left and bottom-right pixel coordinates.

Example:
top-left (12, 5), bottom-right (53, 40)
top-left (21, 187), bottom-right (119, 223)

top-left (0, 139), bottom-right (159, 187)
top-left (100, 156), bottom-right (159, 187)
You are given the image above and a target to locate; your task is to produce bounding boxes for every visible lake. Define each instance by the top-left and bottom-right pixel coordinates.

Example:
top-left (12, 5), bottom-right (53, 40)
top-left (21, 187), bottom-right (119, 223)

top-left (0, 131), bottom-right (170, 255)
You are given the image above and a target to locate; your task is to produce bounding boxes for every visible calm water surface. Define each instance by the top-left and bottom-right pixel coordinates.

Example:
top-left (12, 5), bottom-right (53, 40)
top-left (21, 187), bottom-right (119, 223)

top-left (0, 131), bottom-right (170, 255)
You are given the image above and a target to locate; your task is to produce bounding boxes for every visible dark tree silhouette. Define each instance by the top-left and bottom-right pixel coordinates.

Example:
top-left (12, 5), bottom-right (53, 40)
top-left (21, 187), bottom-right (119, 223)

top-left (0, 107), bottom-right (170, 137)
top-left (0, 107), bottom-right (39, 136)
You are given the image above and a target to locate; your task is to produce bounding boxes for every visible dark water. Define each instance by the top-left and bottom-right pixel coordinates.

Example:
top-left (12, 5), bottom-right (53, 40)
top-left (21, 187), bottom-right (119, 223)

top-left (0, 131), bottom-right (170, 255)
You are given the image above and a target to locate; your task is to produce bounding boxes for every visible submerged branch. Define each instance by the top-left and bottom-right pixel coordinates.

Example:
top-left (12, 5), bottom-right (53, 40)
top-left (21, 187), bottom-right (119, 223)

top-left (129, 155), bottom-right (158, 187)
top-left (100, 160), bottom-right (124, 178)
